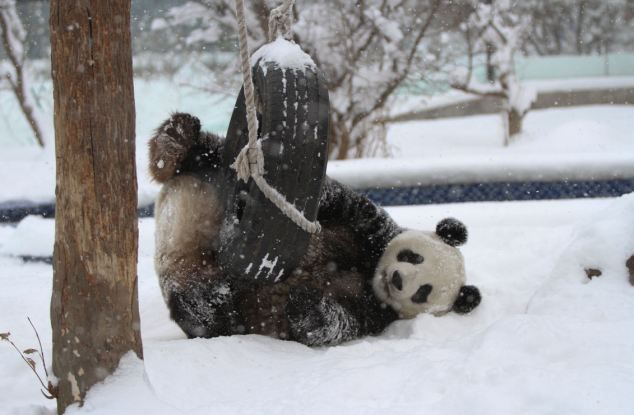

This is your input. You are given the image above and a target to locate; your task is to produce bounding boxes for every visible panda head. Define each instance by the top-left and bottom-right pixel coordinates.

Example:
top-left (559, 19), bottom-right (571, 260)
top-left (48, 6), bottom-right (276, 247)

top-left (373, 218), bottom-right (481, 318)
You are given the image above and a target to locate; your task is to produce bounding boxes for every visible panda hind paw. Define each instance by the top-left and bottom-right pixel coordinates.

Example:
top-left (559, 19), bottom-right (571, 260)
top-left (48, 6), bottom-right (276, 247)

top-left (286, 286), bottom-right (328, 343)
top-left (149, 112), bottom-right (202, 182)
top-left (286, 286), bottom-right (324, 323)
top-left (163, 112), bottom-right (201, 145)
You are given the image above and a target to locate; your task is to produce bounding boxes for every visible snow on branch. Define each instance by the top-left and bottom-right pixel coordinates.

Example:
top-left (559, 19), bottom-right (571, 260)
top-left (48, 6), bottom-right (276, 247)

top-left (0, 0), bottom-right (47, 147)
top-left (0, 0), bottom-right (26, 68)
top-left (152, 0), bottom-right (449, 159)
top-left (451, 0), bottom-right (536, 143)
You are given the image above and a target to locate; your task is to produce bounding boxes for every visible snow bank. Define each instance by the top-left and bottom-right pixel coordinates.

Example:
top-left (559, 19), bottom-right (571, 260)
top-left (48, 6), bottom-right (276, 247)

top-left (329, 153), bottom-right (634, 189)
top-left (0, 215), bottom-right (53, 257)
top-left (0, 216), bottom-right (155, 260)
top-left (65, 353), bottom-right (163, 415)
top-left (528, 192), bottom-right (634, 318)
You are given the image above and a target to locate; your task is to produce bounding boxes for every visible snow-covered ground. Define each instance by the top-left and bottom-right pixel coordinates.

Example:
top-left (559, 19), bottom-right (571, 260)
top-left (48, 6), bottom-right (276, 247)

top-left (2, 73), bottom-right (633, 413)
top-left (2, 195), bottom-right (634, 414)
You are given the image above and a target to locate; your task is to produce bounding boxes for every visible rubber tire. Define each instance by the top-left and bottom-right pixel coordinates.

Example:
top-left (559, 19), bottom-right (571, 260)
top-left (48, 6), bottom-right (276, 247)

top-left (218, 59), bottom-right (330, 283)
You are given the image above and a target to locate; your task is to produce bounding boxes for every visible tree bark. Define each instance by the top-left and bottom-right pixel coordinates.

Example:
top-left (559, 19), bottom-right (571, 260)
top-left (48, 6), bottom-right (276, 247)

top-left (49, 1), bottom-right (142, 413)
top-left (330, 115), bottom-right (351, 160)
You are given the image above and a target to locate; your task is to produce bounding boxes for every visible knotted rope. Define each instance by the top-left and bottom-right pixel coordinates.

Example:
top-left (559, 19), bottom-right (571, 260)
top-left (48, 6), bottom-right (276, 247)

top-left (268, 0), bottom-right (295, 41)
top-left (232, 0), bottom-right (320, 233)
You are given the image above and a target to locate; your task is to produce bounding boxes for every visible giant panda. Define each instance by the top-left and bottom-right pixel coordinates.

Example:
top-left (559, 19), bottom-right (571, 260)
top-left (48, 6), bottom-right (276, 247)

top-left (150, 113), bottom-right (481, 347)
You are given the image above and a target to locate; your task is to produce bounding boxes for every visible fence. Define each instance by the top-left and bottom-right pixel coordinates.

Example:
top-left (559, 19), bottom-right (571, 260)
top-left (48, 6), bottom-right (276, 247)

top-left (3, 159), bottom-right (634, 223)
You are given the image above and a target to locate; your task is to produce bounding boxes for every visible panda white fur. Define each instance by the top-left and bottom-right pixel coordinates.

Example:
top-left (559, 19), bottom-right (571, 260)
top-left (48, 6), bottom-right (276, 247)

top-left (150, 113), bottom-right (481, 346)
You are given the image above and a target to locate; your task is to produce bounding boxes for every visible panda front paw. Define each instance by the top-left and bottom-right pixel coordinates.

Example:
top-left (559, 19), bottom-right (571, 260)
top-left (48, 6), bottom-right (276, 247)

top-left (149, 112), bottom-right (202, 182)
top-left (287, 286), bottom-right (359, 347)
top-left (452, 285), bottom-right (481, 314)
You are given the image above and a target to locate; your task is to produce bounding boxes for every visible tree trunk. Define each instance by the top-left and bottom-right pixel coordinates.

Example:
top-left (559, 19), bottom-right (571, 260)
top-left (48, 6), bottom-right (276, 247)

top-left (507, 108), bottom-right (523, 137)
top-left (330, 114), bottom-right (351, 160)
top-left (502, 108), bottom-right (523, 146)
top-left (50, 1), bottom-right (142, 413)
top-left (575, 1), bottom-right (586, 54)
top-left (485, 41), bottom-right (496, 84)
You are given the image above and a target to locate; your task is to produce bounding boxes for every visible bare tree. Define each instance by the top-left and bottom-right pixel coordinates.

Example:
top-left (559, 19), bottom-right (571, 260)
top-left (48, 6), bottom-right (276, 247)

top-left (151, 0), bottom-right (449, 159)
top-left (0, 0), bottom-right (47, 147)
top-left (50, 1), bottom-right (142, 413)
top-left (521, 0), bottom-right (633, 56)
top-left (451, 0), bottom-right (535, 145)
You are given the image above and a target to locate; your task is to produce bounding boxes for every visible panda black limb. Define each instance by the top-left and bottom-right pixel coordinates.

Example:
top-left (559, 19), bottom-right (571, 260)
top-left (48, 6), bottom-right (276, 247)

top-left (452, 285), bottom-right (482, 314)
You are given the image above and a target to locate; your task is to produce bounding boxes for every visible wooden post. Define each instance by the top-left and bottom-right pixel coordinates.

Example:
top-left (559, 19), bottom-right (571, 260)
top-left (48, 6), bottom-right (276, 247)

top-left (49, 1), bottom-right (142, 413)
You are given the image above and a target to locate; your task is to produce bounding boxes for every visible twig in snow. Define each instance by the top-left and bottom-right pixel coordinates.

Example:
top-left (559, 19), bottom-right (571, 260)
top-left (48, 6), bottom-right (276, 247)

top-left (1, 318), bottom-right (58, 400)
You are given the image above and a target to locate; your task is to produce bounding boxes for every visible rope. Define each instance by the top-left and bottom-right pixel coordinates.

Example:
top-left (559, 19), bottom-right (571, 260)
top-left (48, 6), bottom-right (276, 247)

top-left (232, 0), bottom-right (320, 234)
top-left (268, 0), bottom-right (295, 41)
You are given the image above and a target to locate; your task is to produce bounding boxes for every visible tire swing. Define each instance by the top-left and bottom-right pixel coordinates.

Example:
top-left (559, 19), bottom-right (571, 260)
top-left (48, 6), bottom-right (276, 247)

top-left (218, 0), bottom-right (329, 282)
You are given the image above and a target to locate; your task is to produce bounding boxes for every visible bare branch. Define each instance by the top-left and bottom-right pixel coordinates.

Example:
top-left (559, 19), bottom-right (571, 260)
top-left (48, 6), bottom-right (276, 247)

top-left (0, 1), bottom-right (46, 147)
top-left (449, 81), bottom-right (506, 99)
top-left (27, 317), bottom-right (49, 380)
top-left (0, 330), bottom-right (53, 395)
top-left (352, 0), bottom-right (442, 126)
top-left (156, 0), bottom-right (453, 158)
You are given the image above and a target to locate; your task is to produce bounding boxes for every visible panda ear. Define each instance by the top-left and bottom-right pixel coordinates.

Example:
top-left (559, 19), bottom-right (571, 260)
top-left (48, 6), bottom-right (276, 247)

top-left (436, 217), bottom-right (468, 247)
top-left (452, 285), bottom-right (481, 314)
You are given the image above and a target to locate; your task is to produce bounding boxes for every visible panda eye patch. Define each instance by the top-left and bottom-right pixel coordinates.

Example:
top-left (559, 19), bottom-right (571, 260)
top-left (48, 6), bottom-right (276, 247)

top-left (397, 249), bottom-right (424, 264)
top-left (411, 284), bottom-right (433, 304)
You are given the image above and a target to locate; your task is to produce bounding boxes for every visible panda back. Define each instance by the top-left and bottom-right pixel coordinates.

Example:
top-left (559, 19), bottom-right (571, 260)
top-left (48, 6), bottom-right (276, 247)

top-left (154, 175), bottom-right (224, 285)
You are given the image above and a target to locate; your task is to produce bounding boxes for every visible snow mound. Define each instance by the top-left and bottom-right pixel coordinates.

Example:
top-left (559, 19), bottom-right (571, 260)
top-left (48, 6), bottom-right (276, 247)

top-left (0, 215), bottom-right (54, 257)
top-left (65, 353), bottom-right (162, 415)
top-left (0, 216), bottom-right (157, 260)
top-left (528, 192), bottom-right (634, 318)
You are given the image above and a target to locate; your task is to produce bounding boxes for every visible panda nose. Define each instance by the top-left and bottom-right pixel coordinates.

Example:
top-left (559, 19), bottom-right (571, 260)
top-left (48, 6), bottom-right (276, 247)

top-left (391, 271), bottom-right (403, 291)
